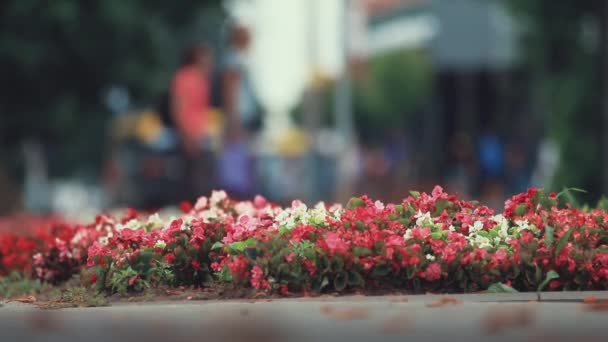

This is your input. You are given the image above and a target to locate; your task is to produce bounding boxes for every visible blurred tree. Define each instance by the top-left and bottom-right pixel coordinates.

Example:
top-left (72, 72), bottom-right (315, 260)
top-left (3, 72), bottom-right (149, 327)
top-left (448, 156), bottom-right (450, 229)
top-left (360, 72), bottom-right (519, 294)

top-left (508, 0), bottom-right (604, 201)
top-left (292, 49), bottom-right (432, 145)
top-left (0, 0), bottom-right (224, 181)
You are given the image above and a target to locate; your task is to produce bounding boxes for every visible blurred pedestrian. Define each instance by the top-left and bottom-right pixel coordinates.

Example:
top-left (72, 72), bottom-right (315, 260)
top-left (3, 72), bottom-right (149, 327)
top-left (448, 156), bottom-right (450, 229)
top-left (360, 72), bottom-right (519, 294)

top-left (171, 43), bottom-right (215, 199)
top-left (217, 24), bottom-right (261, 199)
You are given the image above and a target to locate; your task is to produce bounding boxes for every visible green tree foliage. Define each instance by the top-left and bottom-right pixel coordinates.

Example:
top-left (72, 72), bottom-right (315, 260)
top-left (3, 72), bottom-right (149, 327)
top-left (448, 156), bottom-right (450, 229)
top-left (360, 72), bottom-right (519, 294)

top-left (292, 49), bottom-right (432, 143)
top-left (507, 1), bottom-right (604, 200)
top-left (0, 0), bottom-right (224, 178)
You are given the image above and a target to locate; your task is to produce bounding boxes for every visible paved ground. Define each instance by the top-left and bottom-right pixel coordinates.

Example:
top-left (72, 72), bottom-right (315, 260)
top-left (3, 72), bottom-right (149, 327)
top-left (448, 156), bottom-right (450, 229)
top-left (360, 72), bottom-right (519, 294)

top-left (2, 292), bottom-right (608, 342)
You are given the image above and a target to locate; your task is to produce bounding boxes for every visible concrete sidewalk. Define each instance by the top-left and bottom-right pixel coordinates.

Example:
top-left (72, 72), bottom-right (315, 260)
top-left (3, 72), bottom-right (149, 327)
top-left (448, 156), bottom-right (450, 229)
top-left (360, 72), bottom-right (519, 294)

top-left (1, 292), bottom-right (608, 342)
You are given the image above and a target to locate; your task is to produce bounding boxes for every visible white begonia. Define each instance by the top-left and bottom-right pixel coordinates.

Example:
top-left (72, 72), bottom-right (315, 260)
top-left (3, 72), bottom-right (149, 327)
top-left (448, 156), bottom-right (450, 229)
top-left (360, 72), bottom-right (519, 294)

top-left (147, 213), bottom-right (164, 228)
top-left (194, 196), bottom-right (208, 211)
top-left (415, 210), bottom-right (433, 227)
top-left (470, 220), bottom-right (484, 234)
top-left (99, 236), bottom-right (109, 245)
top-left (309, 208), bottom-right (327, 225)
top-left (375, 200), bottom-right (385, 210)
top-left (210, 190), bottom-right (227, 206)
top-left (448, 225), bottom-right (456, 232)
top-left (71, 230), bottom-right (86, 245)
top-left (154, 240), bottom-right (167, 249)
top-left (116, 218), bottom-right (140, 231)
top-left (180, 216), bottom-right (193, 231)
top-left (425, 254), bottom-right (435, 261)
top-left (470, 235), bottom-right (492, 248)
top-left (403, 229), bottom-right (413, 240)
top-left (235, 201), bottom-right (255, 216)
top-left (314, 202), bottom-right (326, 211)
top-left (201, 208), bottom-right (219, 223)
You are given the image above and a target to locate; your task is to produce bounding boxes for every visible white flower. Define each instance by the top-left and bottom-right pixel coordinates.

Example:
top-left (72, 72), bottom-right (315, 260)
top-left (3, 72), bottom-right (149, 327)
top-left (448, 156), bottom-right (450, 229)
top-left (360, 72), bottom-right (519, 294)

top-left (314, 202), bottom-right (327, 211)
top-left (470, 235), bottom-right (491, 248)
top-left (415, 210), bottom-right (433, 227)
top-left (71, 231), bottom-right (86, 244)
top-left (448, 225), bottom-right (456, 232)
top-left (210, 190), bottom-right (227, 206)
top-left (514, 219), bottom-right (529, 230)
top-left (194, 196), bottom-right (208, 211)
top-left (235, 201), bottom-right (255, 216)
top-left (147, 213), bottom-right (164, 227)
top-left (99, 236), bottom-right (109, 245)
top-left (309, 208), bottom-right (327, 225)
top-left (403, 229), bottom-right (412, 240)
top-left (154, 240), bottom-right (167, 249)
top-left (375, 200), bottom-right (385, 210)
top-left (470, 221), bottom-right (484, 234)
top-left (117, 218), bottom-right (140, 231)
top-left (425, 254), bottom-right (435, 261)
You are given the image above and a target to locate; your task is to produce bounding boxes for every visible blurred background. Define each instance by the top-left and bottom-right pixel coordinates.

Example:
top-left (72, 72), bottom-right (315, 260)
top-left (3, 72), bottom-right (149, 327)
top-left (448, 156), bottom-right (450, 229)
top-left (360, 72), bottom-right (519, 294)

top-left (0, 0), bottom-right (606, 220)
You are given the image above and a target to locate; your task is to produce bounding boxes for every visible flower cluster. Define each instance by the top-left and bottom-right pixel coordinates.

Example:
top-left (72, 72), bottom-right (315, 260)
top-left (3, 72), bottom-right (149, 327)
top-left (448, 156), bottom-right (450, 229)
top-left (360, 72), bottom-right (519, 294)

top-left (85, 188), bottom-right (608, 295)
top-left (3, 187), bottom-right (608, 296)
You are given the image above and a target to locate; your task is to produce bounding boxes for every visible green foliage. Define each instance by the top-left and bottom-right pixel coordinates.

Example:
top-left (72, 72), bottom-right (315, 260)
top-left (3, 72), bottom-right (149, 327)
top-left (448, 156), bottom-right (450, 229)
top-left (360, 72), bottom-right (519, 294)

top-left (109, 266), bottom-right (148, 295)
top-left (290, 49), bottom-right (432, 142)
top-left (0, 272), bottom-right (46, 299)
top-left (507, 1), bottom-right (604, 200)
top-left (487, 283), bottom-right (519, 294)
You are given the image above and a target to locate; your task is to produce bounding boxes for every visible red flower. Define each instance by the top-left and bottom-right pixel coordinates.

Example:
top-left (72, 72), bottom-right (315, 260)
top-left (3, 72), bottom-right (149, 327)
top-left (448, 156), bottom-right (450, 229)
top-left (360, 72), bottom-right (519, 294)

top-left (191, 259), bottom-right (201, 270)
top-left (89, 274), bottom-right (98, 284)
top-left (323, 232), bottom-right (349, 256)
top-left (179, 201), bottom-right (193, 214)
top-left (164, 253), bottom-right (176, 264)
top-left (421, 263), bottom-right (442, 281)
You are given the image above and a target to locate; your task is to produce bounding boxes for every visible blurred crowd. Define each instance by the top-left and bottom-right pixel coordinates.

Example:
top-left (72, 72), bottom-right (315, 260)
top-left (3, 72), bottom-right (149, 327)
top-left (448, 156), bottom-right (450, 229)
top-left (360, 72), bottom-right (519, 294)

top-left (103, 24), bottom-right (263, 209)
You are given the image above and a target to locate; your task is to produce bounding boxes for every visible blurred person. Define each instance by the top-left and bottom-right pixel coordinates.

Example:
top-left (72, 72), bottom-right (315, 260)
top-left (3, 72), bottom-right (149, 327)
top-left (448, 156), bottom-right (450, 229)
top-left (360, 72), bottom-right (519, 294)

top-left (477, 123), bottom-right (505, 194)
top-left (505, 140), bottom-right (530, 195)
top-left (445, 132), bottom-right (475, 199)
top-left (171, 43), bottom-right (215, 199)
top-left (217, 24), bottom-right (261, 199)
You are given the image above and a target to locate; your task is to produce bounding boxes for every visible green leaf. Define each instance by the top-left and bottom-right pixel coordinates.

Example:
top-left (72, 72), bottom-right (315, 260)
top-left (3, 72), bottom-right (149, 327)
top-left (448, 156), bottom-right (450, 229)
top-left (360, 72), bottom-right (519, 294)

top-left (347, 271), bottom-right (365, 287)
top-left (554, 228), bottom-right (574, 256)
top-left (409, 191), bottom-right (420, 199)
top-left (320, 276), bottom-right (329, 290)
top-left (371, 264), bottom-right (391, 278)
top-left (244, 247), bottom-right (258, 260)
top-left (395, 205), bottom-right (404, 214)
top-left (430, 231), bottom-right (446, 240)
top-left (515, 204), bottom-right (527, 216)
top-left (347, 197), bottom-right (365, 209)
top-left (557, 187), bottom-right (587, 208)
top-left (227, 238), bottom-right (257, 253)
top-left (211, 241), bottom-right (224, 250)
top-left (433, 200), bottom-right (449, 216)
top-left (537, 270), bottom-right (559, 292)
top-left (352, 247), bottom-right (372, 257)
top-left (544, 226), bottom-right (554, 248)
top-left (333, 272), bottom-right (348, 291)
top-left (487, 283), bottom-right (519, 293)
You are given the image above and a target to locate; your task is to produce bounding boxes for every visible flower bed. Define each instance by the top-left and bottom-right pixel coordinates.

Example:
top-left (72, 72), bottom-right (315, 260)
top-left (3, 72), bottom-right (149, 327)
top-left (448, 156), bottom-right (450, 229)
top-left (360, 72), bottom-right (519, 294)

top-left (3, 187), bottom-right (608, 298)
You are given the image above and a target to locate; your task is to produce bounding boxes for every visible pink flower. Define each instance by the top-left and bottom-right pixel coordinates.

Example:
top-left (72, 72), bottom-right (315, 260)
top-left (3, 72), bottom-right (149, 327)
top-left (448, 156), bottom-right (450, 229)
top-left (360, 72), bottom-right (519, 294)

top-left (250, 265), bottom-right (268, 289)
top-left (411, 227), bottom-right (431, 240)
top-left (164, 253), bottom-right (176, 264)
top-left (385, 234), bottom-right (404, 247)
top-left (421, 263), bottom-right (442, 282)
top-left (254, 195), bottom-right (267, 208)
top-left (194, 196), bottom-right (208, 211)
top-left (323, 232), bottom-right (349, 255)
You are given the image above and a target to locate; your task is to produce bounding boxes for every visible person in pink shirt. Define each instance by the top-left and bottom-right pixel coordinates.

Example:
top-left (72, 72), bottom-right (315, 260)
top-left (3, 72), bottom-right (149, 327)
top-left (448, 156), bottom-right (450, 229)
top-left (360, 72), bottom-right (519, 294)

top-left (171, 44), bottom-right (213, 157)
top-left (171, 44), bottom-right (215, 198)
